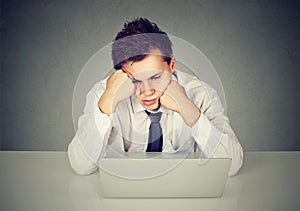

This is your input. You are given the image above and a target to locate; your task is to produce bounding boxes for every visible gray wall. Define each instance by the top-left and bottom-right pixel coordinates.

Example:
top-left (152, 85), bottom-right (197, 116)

top-left (1, 0), bottom-right (299, 151)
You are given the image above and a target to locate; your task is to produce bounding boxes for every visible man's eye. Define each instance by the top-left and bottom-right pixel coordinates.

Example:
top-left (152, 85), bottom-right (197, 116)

top-left (151, 75), bottom-right (161, 80)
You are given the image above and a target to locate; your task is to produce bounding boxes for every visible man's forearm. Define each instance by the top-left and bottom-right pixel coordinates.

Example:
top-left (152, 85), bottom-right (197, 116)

top-left (98, 90), bottom-right (117, 115)
top-left (178, 98), bottom-right (201, 127)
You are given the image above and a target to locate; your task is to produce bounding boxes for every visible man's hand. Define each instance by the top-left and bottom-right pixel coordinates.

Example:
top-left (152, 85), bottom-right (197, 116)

top-left (98, 69), bottom-right (134, 114)
top-left (160, 80), bottom-right (201, 127)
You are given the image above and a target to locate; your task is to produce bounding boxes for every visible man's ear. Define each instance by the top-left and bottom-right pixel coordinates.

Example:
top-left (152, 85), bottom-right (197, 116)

top-left (169, 56), bottom-right (176, 73)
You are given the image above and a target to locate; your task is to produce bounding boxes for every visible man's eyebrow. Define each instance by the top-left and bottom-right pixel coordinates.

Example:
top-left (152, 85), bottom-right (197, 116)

top-left (121, 66), bottom-right (134, 79)
top-left (131, 77), bottom-right (141, 82)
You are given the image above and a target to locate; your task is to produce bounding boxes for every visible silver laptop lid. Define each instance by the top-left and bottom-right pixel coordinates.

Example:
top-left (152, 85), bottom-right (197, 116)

top-left (99, 152), bottom-right (231, 198)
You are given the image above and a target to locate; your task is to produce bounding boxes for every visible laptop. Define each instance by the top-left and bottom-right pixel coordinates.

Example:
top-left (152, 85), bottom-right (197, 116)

top-left (99, 152), bottom-right (231, 198)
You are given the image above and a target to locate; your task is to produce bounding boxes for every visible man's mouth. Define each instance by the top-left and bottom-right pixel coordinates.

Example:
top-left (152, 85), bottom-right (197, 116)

top-left (142, 98), bottom-right (157, 107)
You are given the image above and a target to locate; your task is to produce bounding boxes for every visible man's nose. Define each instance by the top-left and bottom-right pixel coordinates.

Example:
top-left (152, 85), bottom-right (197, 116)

top-left (140, 81), bottom-right (155, 95)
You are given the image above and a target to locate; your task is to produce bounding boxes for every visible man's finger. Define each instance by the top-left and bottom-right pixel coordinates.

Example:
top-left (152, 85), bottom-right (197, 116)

top-left (121, 67), bottom-right (134, 80)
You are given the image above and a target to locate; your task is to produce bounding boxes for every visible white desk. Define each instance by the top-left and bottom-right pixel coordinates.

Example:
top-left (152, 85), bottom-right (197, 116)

top-left (0, 151), bottom-right (299, 211)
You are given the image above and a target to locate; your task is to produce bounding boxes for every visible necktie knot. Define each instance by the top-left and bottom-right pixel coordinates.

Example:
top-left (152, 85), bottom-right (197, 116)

top-left (146, 111), bottom-right (162, 123)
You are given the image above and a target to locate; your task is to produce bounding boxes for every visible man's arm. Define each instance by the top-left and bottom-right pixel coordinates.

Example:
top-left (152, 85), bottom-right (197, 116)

top-left (68, 81), bottom-right (112, 175)
top-left (190, 84), bottom-right (243, 176)
top-left (68, 137), bottom-right (99, 175)
top-left (68, 70), bottom-right (134, 175)
top-left (160, 80), bottom-right (201, 126)
top-left (160, 80), bottom-right (243, 176)
top-left (98, 69), bottom-right (134, 115)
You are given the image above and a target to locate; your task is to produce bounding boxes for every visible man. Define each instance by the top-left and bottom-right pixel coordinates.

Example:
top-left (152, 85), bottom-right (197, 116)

top-left (68, 18), bottom-right (243, 176)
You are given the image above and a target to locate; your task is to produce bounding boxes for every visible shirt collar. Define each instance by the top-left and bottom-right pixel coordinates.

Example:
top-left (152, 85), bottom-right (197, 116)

top-left (130, 95), bottom-right (145, 113)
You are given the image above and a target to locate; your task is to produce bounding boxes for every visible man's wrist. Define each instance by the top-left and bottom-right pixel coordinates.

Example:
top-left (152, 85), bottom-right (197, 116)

top-left (178, 98), bottom-right (201, 127)
top-left (98, 91), bottom-right (118, 115)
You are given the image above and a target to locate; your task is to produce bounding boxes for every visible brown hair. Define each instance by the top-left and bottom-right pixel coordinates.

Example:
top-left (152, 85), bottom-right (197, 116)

top-left (112, 18), bottom-right (173, 70)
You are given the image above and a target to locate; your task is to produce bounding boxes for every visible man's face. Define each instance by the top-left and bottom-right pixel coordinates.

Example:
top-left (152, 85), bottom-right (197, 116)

top-left (122, 53), bottom-right (176, 110)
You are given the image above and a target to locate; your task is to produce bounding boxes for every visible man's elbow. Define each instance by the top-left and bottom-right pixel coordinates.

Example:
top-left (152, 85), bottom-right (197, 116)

top-left (67, 142), bottom-right (98, 176)
top-left (69, 160), bottom-right (98, 176)
top-left (228, 150), bottom-right (243, 176)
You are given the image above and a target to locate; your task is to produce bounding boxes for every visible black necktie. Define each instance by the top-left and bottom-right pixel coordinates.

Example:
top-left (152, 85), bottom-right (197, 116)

top-left (145, 111), bottom-right (163, 152)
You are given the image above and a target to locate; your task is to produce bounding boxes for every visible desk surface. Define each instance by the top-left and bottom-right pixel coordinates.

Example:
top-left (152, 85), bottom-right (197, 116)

top-left (0, 151), bottom-right (300, 211)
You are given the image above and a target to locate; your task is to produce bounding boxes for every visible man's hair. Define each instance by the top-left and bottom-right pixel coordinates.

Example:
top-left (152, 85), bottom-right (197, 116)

top-left (112, 18), bottom-right (173, 70)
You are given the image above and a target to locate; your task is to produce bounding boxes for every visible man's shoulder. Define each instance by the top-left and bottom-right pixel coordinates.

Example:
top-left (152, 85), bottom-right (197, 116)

top-left (85, 76), bottom-right (110, 99)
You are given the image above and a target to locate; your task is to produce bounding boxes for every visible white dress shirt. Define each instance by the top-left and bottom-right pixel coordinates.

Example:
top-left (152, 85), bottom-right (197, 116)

top-left (68, 70), bottom-right (243, 176)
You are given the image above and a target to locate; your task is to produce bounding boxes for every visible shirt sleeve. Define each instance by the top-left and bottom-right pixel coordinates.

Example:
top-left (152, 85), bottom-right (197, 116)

top-left (189, 81), bottom-right (243, 176)
top-left (68, 80), bottom-right (113, 175)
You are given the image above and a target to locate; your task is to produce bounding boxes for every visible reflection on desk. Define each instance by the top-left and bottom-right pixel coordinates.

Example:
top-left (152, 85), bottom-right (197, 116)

top-left (0, 151), bottom-right (299, 211)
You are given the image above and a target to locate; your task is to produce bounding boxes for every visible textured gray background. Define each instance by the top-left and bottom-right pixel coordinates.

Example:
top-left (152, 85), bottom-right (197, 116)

top-left (1, 0), bottom-right (299, 151)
